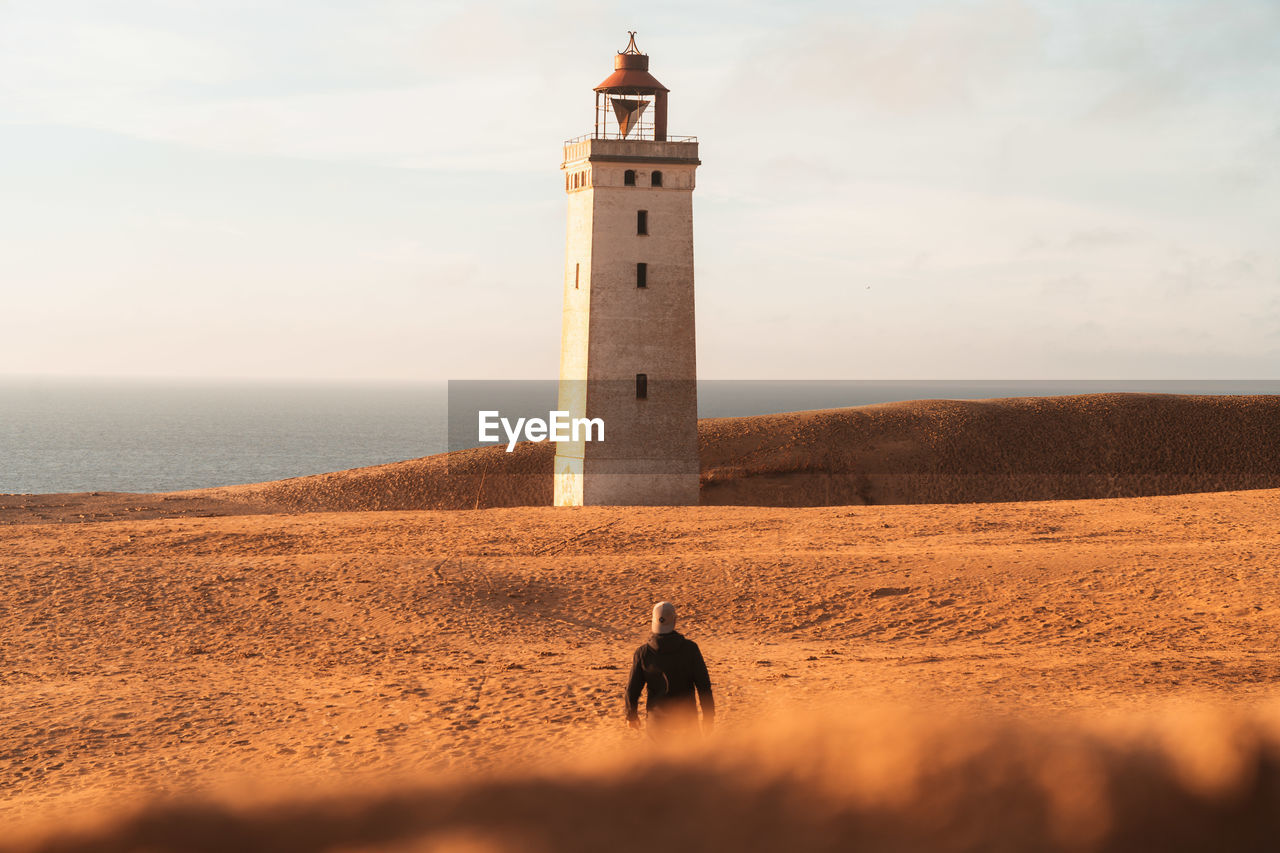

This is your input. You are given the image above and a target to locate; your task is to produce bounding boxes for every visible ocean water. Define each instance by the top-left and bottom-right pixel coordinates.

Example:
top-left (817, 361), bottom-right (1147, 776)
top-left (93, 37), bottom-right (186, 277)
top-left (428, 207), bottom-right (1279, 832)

top-left (2, 378), bottom-right (1276, 494)
top-left (0, 379), bottom-right (447, 494)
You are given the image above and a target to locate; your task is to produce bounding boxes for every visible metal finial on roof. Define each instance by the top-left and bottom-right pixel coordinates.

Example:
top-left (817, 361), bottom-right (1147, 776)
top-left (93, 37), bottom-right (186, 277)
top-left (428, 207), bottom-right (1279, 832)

top-left (621, 31), bottom-right (642, 55)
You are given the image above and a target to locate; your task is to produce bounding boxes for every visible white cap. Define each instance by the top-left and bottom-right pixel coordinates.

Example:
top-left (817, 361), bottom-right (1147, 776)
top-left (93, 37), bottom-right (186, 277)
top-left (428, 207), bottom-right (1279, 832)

top-left (651, 601), bottom-right (676, 634)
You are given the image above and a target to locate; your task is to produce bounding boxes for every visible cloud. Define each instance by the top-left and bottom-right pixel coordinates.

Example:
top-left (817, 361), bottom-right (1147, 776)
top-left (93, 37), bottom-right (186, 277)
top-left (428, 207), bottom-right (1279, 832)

top-left (3, 0), bottom-right (1280, 380)
top-left (1063, 228), bottom-right (1139, 249)
top-left (0, 2), bottom-right (582, 169)
top-left (0, 14), bottom-right (241, 90)
top-left (733, 0), bottom-right (1046, 112)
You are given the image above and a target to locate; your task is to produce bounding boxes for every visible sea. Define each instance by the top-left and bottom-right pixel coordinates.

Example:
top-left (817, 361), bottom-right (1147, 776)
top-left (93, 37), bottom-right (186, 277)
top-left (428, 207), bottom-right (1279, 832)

top-left (2, 378), bottom-right (1277, 494)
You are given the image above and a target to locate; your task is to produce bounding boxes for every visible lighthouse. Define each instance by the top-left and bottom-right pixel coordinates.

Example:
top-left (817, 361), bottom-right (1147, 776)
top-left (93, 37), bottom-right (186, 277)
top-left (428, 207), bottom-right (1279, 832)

top-left (554, 34), bottom-right (701, 507)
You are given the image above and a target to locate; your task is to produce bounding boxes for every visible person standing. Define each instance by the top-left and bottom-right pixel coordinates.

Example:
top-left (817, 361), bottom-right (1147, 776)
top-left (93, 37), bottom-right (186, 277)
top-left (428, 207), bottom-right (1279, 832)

top-left (624, 602), bottom-right (715, 739)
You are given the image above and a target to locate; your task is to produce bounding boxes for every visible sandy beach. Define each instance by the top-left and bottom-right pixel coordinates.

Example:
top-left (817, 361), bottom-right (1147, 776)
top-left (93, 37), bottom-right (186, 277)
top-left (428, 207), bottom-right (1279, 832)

top-left (4, 397), bottom-right (1280, 850)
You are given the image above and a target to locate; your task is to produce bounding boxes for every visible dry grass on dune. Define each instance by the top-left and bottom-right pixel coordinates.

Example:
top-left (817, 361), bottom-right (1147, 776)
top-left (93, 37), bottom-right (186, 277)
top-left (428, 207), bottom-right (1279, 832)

top-left (9, 708), bottom-right (1280, 853)
top-left (5, 394), bottom-right (1275, 521)
top-left (201, 441), bottom-right (554, 514)
top-left (193, 393), bottom-right (1280, 513)
top-left (698, 393), bottom-right (1280, 506)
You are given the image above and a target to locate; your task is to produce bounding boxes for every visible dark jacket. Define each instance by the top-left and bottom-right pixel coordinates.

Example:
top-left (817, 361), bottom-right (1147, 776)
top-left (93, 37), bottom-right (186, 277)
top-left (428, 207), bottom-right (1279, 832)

top-left (624, 631), bottom-right (714, 722)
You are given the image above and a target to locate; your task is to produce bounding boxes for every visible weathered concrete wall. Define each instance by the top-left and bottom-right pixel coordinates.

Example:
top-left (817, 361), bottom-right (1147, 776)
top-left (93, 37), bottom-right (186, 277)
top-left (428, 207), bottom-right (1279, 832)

top-left (554, 139), bottom-right (700, 506)
top-left (554, 161), bottom-right (594, 507)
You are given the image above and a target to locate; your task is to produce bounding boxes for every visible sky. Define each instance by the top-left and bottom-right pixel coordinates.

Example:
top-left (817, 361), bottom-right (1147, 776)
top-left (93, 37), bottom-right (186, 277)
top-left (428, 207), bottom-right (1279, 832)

top-left (1, 0), bottom-right (1278, 381)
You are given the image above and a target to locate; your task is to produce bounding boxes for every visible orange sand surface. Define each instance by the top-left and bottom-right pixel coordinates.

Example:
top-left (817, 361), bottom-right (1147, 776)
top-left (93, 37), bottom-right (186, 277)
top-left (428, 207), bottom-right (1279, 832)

top-left (4, 396), bottom-right (1280, 850)
top-left (5, 482), bottom-right (1280, 850)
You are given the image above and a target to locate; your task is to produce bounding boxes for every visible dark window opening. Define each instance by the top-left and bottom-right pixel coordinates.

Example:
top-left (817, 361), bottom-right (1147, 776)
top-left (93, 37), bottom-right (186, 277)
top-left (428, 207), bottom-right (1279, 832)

top-left (636, 373), bottom-right (648, 400)
top-left (575, 263), bottom-right (580, 289)
top-left (624, 169), bottom-right (636, 186)
top-left (651, 171), bottom-right (663, 187)
top-left (637, 209), bottom-right (648, 235)
top-left (636, 262), bottom-right (647, 288)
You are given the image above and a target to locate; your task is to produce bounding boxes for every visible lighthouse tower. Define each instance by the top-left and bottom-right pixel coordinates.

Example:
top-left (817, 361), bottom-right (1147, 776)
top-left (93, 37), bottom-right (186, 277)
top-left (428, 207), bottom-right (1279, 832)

top-left (554, 34), bottom-right (701, 506)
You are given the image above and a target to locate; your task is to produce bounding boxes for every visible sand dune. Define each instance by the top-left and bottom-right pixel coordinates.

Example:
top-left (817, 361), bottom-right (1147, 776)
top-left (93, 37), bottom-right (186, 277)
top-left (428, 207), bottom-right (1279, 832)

top-left (698, 393), bottom-right (1280, 506)
top-left (5, 394), bottom-right (1277, 521)
top-left (10, 707), bottom-right (1280, 853)
top-left (5, 394), bottom-right (1280, 849)
top-left (4, 487), bottom-right (1280, 846)
top-left (186, 393), bottom-right (1280, 513)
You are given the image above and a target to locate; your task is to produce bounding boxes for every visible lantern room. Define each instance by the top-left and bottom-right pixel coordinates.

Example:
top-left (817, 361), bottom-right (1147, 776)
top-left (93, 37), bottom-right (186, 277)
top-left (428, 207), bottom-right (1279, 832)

top-left (592, 32), bottom-right (670, 141)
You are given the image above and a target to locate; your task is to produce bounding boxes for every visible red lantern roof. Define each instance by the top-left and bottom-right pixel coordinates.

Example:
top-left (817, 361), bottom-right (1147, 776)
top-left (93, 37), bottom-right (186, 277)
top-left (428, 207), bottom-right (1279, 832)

top-left (594, 34), bottom-right (669, 94)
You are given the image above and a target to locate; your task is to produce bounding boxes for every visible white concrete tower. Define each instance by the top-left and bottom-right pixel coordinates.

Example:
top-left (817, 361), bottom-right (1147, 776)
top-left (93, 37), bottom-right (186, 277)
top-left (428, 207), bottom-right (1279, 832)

top-left (554, 34), bottom-right (700, 506)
